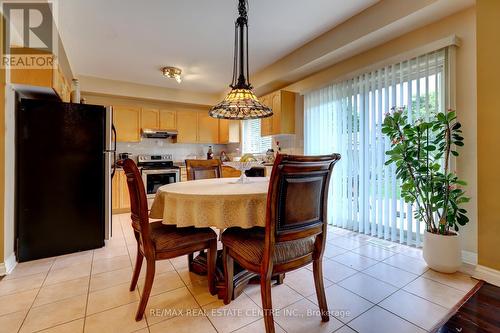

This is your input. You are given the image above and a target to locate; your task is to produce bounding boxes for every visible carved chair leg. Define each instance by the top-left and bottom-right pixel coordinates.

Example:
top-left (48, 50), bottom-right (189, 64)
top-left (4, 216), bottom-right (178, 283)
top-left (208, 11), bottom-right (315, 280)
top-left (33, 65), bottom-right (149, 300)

top-left (135, 259), bottom-right (155, 321)
top-left (130, 247), bottom-right (143, 291)
top-left (313, 259), bottom-right (329, 322)
top-left (187, 253), bottom-right (194, 272)
top-left (223, 247), bottom-right (234, 305)
top-left (260, 276), bottom-right (275, 333)
top-left (207, 240), bottom-right (217, 296)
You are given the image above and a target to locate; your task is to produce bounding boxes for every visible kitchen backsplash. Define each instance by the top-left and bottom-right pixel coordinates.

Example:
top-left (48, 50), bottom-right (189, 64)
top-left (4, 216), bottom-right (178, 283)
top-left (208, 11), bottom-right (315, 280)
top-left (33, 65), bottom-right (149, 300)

top-left (117, 138), bottom-right (229, 162)
top-left (117, 134), bottom-right (303, 162)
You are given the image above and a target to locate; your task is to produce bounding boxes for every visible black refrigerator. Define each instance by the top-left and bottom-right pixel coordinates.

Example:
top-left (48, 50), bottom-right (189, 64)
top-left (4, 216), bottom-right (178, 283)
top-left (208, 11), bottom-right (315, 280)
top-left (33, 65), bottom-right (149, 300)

top-left (16, 98), bottom-right (116, 262)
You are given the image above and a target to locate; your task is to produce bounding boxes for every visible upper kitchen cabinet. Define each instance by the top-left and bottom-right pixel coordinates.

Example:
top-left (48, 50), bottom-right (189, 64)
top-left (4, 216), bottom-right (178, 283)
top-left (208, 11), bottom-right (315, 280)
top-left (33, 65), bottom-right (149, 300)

top-left (114, 106), bottom-right (141, 142)
top-left (198, 111), bottom-right (219, 143)
top-left (176, 110), bottom-right (198, 143)
top-left (159, 110), bottom-right (177, 130)
top-left (9, 47), bottom-right (71, 102)
top-left (139, 108), bottom-right (177, 130)
top-left (176, 110), bottom-right (221, 144)
top-left (260, 94), bottom-right (273, 137)
top-left (260, 90), bottom-right (296, 137)
top-left (10, 63), bottom-right (71, 102)
top-left (141, 108), bottom-right (160, 129)
top-left (219, 119), bottom-right (240, 144)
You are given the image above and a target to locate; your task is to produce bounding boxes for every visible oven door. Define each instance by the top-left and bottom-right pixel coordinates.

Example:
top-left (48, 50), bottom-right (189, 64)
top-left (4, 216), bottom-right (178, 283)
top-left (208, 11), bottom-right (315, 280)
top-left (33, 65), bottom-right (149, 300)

top-left (142, 169), bottom-right (179, 208)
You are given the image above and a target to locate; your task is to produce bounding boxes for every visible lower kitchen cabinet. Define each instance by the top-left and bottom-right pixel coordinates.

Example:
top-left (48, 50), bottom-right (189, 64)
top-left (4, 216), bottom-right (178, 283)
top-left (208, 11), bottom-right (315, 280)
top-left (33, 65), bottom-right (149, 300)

top-left (222, 165), bottom-right (241, 178)
top-left (112, 169), bottom-right (131, 213)
top-left (179, 166), bottom-right (188, 182)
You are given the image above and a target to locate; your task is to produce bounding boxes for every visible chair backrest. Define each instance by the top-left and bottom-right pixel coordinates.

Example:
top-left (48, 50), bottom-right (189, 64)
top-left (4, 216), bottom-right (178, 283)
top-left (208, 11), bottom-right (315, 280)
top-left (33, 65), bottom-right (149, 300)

top-left (185, 159), bottom-right (222, 180)
top-left (117, 158), bottom-right (154, 257)
top-left (264, 153), bottom-right (341, 258)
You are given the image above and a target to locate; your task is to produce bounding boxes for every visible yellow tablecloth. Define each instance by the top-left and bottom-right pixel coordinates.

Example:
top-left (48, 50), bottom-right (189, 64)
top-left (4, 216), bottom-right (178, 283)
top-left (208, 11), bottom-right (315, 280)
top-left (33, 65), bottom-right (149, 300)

top-left (149, 177), bottom-right (269, 228)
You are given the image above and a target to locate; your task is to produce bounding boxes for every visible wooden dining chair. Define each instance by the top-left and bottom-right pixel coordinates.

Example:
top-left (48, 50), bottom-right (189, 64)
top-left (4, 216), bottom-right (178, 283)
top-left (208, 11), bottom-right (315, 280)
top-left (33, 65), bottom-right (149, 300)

top-left (117, 158), bottom-right (218, 321)
top-left (221, 153), bottom-right (341, 333)
top-left (185, 159), bottom-right (222, 180)
top-left (184, 158), bottom-right (223, 270)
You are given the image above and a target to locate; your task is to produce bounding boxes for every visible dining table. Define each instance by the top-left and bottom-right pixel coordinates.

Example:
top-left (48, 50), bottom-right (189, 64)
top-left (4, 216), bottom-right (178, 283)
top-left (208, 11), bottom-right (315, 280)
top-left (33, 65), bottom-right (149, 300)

top-left (149, 177), bottom-right (283, 300)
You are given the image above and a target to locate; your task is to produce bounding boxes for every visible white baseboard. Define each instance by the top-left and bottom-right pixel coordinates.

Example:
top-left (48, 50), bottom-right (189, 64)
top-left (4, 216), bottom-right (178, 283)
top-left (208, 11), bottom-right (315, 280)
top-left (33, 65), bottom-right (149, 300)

top-left (461, 250), bottom-right (478, 265)
top-left (5, 252), bottom-right (17, 274)
top-left (458, 251), bottom-right (478, 276)
top-left (0, 252), bottom-right (17, 276)
top-left (473, 265), bottom-right (500, 287)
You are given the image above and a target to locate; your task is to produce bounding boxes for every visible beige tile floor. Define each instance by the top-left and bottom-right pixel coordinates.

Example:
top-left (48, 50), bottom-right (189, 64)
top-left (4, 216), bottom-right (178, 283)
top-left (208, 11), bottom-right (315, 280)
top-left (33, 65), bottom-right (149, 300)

top-left (0, 214), bottom-right (479, 333)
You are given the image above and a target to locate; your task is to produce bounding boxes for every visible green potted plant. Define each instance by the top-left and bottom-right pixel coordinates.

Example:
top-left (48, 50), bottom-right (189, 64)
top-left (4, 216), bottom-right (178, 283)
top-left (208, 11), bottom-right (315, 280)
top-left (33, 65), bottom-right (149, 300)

top-left (382, 107), bottom-right (470, 273)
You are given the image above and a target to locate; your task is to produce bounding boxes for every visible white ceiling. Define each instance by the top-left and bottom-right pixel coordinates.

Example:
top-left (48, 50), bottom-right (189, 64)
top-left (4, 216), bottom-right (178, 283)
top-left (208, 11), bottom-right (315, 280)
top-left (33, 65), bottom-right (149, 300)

top-left (58, 0), bottom-right (378, 94)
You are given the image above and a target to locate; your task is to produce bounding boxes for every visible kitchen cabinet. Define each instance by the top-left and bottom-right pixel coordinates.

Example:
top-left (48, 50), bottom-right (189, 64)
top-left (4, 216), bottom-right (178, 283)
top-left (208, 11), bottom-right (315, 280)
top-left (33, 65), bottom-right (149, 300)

top-left (11, 60), bottom-right (71, 102)
top-left (179, 166), bottom-right (188, 182)
top-left (260, 90), bottom-right (296, 136)
top-left (112, 169), bottom-right (131, 213)
top-left (159, 110), bottom-right (177, 130)
top-left (114, 106), bottom-right (141, 142)
top-left (141, 108), bottom-right (160, 129)
top-left (260, 94), bottom-right (273, 137)
top-left (198, 111), bottom-right (219, 143)
top-left (176, 110), bottom-right (220, 144)
top-left (222, 166), bottom-right (241, 178)
top-left (139, 108), bottom-right (177, 130)
top-left (219, 119), bottom-right (240, 144)
top-left (176, 110), bottom-right (198, 143)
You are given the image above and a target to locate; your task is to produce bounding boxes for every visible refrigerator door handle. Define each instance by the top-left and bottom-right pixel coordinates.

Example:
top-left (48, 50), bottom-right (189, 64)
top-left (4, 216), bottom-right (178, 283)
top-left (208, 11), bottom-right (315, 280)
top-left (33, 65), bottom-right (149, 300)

top-left (111, 124), bottom-right (117, 178)
top-left (112, 124), bottom-right (117, 152)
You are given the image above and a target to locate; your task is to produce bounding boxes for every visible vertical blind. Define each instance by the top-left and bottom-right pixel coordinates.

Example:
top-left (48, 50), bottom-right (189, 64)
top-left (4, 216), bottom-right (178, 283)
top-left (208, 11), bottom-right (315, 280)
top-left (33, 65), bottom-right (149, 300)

top-left (304, 48), bottom-right (447, 246)
top-left (242, 119), bottom-right (272, 154)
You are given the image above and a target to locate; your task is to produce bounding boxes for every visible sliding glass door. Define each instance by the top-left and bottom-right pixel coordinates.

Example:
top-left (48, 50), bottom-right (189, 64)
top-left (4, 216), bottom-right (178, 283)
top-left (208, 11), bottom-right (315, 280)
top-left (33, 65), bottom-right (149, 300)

top-left (305, 48), bottom-right (447, 246)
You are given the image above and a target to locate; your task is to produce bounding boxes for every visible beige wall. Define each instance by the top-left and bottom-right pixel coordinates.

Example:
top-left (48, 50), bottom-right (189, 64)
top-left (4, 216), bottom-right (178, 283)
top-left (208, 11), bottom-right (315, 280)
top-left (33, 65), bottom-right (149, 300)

top-left (282, 8), bottom-right (478, 256)
top-left (82, 93), bottom-right (211, 113)
top-left (477, 0), bottom-right (500, 270)
top-left (1, 13), bottom-right (5, 264)
top-left (0, 49), bottom-right (5, 265)
top-left (80, 76), bottom-right (220, 107)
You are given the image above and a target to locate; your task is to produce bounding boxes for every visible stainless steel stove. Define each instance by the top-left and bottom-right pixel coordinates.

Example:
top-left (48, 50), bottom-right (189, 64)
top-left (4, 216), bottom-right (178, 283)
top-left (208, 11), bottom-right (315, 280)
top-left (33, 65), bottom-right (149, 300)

top-left (137, 154), bottom-right (180, 208)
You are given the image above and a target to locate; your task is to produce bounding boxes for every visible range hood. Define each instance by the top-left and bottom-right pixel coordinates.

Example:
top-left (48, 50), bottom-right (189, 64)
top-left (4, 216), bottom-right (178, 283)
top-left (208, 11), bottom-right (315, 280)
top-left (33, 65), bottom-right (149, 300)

top-left (141, 128), bottom-right (178, 139)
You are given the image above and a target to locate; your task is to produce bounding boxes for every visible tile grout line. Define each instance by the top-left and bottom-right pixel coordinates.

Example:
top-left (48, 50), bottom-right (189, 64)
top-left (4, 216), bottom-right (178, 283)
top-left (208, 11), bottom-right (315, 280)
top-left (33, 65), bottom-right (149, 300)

top-left (121, 214), bottom-right (153, 331)
top-left (2, 218), bottom-right (471, 332)
top-left (362, 263), bottom-right (438, 332)
top-left (332, 240), bottom-right (475, 332)
top-left (82, 249), bottom-right (95, 333)
top-left (170, 257), bottom-right (219, 332)
top-left (30, 317), bottom-right (84, 333)
top-left (323, 226), bottom-right (452, 331)
top-left (16, 255), bottom-right (57, 333)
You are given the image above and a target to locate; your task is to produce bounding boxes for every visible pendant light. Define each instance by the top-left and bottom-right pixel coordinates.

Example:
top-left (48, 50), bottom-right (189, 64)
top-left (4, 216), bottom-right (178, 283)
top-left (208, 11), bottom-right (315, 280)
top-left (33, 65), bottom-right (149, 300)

top-left (209, 0), bottom-right (272, 120)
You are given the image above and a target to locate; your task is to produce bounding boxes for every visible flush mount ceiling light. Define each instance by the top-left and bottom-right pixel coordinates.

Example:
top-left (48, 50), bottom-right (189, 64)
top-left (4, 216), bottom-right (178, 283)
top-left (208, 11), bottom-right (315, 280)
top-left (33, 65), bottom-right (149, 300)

top-left (161, 66), bottom-right (182, 83)
top-left (209, 0), bottom-right (272, 120)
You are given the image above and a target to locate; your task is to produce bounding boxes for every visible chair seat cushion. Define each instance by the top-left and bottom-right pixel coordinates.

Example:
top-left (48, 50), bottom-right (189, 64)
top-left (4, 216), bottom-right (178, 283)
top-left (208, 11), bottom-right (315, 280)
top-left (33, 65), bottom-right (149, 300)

top-left (149, 221), bottom-right (217, 252)
top-left (221, 227), bottom-right (315, 265)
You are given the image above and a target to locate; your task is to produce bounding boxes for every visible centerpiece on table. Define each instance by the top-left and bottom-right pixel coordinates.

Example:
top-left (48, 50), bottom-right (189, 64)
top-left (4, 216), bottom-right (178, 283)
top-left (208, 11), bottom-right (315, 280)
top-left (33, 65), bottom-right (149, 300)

top-left (382, 107), bottom-right (470, 273)
top-left (224, 154), bottom-right (263, 184)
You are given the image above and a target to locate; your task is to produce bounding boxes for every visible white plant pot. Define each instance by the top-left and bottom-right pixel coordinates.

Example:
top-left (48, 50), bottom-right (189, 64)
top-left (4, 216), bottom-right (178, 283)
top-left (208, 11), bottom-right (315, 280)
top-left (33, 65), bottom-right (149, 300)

top-left (423, 230), bottom-right (461, 273)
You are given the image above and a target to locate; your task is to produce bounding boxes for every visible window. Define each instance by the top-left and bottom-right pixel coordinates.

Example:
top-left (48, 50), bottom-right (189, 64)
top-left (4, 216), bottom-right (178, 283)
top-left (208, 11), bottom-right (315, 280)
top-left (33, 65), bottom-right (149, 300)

top-left (241, 119), bottom-right (272, 154)
top-left (304, 48), bottom-right (448, 247)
